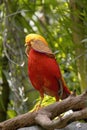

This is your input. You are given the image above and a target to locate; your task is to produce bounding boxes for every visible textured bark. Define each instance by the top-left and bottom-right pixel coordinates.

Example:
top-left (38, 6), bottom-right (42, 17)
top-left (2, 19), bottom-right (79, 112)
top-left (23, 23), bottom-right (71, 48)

top-left (0, 91), bottom-right (87, 130)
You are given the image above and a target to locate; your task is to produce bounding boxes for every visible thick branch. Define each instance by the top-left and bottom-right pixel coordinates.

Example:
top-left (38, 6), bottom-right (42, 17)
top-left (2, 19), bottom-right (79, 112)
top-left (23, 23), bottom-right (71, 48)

top-left (0, 91), bottom-right (87, 130)
top-left (35, 108), bottom-right (87, 130)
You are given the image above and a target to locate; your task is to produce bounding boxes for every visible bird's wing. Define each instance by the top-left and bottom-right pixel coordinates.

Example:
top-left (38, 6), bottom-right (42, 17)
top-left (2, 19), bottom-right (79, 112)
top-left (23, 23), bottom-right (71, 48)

top-left (31, 40), bottom-right (55, 58)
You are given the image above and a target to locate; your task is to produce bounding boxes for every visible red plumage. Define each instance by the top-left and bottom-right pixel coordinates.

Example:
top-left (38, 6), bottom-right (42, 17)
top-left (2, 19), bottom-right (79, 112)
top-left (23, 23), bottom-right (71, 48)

top-left (25, 34), bottom-right (71, 102)
top-left (28, 48), bottom-right (70, 101)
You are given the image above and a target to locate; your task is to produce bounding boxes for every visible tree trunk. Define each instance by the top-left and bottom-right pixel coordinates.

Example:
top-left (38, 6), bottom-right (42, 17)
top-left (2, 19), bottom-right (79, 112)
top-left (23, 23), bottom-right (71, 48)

top-left (69, 0), bottom-right (87, 92)
top-left (0, 56), bottom-right (10, 122)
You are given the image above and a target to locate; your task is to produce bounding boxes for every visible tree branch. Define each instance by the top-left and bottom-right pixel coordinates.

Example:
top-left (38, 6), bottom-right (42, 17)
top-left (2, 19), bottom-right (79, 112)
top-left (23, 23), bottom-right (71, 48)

top-left (0, 90), bottom-right (87, 130)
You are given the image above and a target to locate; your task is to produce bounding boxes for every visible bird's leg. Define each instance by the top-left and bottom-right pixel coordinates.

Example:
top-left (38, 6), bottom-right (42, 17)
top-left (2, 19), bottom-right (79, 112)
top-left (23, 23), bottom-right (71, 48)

top-left (33, 91), bottom-right (44, 111)
top-left (39, 96), bottom-right (44, 106)
top-left (37, 92), bottom-right (44, 109)
top-left (32, 97), bottom-right (44, 112)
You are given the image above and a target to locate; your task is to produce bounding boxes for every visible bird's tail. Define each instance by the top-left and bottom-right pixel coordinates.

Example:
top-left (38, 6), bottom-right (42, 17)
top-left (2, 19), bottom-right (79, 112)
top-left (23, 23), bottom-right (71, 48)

top-left (61, 77), bottom-right (71, 100)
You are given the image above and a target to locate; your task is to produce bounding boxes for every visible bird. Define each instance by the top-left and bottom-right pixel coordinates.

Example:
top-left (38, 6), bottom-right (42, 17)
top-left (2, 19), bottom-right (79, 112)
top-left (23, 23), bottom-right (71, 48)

top-left (25, 34), bottom-right (71, 105)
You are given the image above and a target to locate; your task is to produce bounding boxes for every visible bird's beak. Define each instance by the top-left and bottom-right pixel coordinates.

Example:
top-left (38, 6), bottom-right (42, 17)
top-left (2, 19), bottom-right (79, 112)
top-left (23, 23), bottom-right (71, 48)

top-left (25, 43), bottom-right (28, 46)
top-left (25, 43), bottom-right (31, 57)
top-left (25, 46), bottom-right (29, 57)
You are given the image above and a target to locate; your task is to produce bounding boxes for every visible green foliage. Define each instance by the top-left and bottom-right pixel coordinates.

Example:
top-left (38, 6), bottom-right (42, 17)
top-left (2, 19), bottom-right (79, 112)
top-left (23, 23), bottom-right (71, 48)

top-left (0, 0), bottom-right (87, 120)
top-left (7, 109), bottom-right (17, 119)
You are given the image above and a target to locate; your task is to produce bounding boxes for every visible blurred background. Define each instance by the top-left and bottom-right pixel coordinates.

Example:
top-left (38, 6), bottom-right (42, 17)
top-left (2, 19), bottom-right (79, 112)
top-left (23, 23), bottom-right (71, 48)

top-left (0, 0), bottom-right (87, 122)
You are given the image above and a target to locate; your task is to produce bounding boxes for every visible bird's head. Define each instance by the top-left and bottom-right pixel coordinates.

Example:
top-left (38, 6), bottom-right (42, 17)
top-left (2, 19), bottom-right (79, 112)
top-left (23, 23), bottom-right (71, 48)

top-left (25, 34), bottom-right (49, 57)
top-left (25, 34), bottom-right (48, 46)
